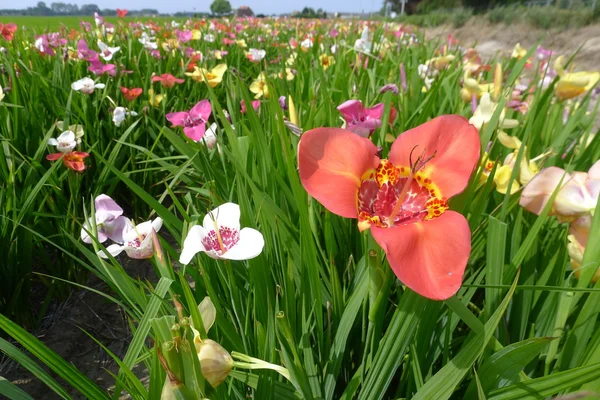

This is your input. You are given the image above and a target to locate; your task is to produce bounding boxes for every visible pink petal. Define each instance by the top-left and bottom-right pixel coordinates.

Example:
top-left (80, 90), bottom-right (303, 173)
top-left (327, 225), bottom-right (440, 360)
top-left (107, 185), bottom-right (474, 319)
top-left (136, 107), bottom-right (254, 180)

top-left (371, 211), bottom-right (471, 300)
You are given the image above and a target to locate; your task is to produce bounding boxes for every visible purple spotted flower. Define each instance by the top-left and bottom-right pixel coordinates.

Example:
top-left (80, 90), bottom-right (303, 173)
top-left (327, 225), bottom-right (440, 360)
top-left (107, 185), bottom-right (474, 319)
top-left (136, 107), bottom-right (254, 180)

top-left (166, 100), bottom-right (212, 142)
top-left (179, 203), bottom-right (264, 263)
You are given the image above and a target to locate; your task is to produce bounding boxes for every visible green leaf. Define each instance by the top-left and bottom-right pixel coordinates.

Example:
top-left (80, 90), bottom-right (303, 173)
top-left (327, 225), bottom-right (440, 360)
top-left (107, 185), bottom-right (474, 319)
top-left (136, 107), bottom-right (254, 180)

top-left (488, 362), bottom-right (600, 400)
top-left (0, 376), bottom-right (34, 400)
top-left (465, 337), bottom-right (555, 398)
top-left (412, 272), bottom-right (520, 400)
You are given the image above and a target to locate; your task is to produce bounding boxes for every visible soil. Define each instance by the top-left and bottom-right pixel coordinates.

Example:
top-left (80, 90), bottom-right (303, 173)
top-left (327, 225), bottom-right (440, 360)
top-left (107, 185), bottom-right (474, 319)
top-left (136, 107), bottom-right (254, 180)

top-left (3, 19), bottom-right (600, 400)
top-left (0, 259), bottom-right (155, 400)
top-left (425, 20), bottom-right (600, 71)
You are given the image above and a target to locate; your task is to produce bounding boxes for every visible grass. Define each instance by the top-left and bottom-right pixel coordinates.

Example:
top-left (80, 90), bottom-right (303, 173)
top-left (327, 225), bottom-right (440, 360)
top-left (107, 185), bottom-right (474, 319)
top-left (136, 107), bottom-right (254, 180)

top-left (0, 13), bottom-right (599, 400)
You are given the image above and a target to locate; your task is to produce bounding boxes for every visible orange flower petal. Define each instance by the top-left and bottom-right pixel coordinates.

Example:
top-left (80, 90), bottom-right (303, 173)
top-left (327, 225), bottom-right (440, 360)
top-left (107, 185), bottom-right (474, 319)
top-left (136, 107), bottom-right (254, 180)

top-left (371, 211), bottom-right (471, 300)
top-left (389, 115), bottom-right (480, 198)
top-left (299, 127), bottom-right (380, 218)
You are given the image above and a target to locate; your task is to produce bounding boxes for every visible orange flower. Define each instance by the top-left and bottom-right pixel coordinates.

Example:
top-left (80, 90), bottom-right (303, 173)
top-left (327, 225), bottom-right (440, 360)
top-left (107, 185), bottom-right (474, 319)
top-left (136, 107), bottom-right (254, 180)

top-left (46, 151), bottom-right (90, 172)
top-left (120, 87), bottom-right (143, 102)
top-left (298, 116), bottom-right (480, 300)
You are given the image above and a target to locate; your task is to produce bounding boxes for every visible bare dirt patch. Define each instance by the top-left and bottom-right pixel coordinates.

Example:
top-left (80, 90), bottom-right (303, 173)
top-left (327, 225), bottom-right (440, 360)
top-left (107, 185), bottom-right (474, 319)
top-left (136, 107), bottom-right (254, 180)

top-left (425, 20), bottom-right (600, 70)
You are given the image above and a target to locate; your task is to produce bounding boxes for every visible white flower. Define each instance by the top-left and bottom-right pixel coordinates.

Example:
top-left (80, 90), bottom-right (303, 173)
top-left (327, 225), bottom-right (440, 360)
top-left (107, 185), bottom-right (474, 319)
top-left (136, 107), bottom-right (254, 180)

top-left (417, 64), bottom-right (429, 79)
top-left (139, 32), bottom-right (158, 50)
top-left (112, 107), bottom-right (138, 127)
top-left (300, 38), bottom-right (313, 49)
top-left (331, 44), bottom-right (337, 54)
top-left (354, 26), bottom-right (372, 53)
top-left (56, 121), bottom-right (84, 143)
top-left (97, 40), bottom-right (120, 61)
top-left (48, 130), bottom-right (77, 153)
top-left (71, 77), bottom-right (105, 94)
top-left (179, 203), bottom-right (264, 264)
top-left (34, 37), bottom-right (46, 53)
top-left (469, 93), bottom-right (519, 131)
top-left (171, 20), bottom-right (181, 28)
top-left (99, 218), bottom-right (163, 259)
top-left (202, 123), bottom-right (219, 150)
top-left (204, 34), bottom-right (215, 43)
top-left (0, 86), bottom-right (4, 102)
top-left (249, 48), bottom-right (266, 62)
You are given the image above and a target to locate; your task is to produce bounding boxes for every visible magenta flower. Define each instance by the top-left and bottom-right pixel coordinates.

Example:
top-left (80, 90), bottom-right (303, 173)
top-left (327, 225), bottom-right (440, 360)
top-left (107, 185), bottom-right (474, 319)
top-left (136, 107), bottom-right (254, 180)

top-left (536, 45), bottom-right (556, 61)
top-left (337, 100), bottom-right (384, 137)
top-left (88, 59), bottom-right (117, 76)
top-left (166, 100), bottom-right (212, 141)
top-left (77, 39), bottom-right (97, 61)
top-left (176, 30), bottom-right (193, 43)
top-left (240, 99), bottom-right (260, 114)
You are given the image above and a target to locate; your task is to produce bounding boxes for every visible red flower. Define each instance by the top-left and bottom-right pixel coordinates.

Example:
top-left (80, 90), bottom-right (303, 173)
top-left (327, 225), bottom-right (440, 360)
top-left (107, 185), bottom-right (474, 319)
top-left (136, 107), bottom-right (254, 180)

top-left (46, 151), bottom-right (90, 172)
top-left (0, 23), bottom-right (17, 41)
top-left (151, 73), bottom-right (184, 88)
top-left (116, 8), bottom-right (128, 18)
top-left (120, 87), bottom-right (143, 102)
top-left (298, 115), bottom-right (480, 300)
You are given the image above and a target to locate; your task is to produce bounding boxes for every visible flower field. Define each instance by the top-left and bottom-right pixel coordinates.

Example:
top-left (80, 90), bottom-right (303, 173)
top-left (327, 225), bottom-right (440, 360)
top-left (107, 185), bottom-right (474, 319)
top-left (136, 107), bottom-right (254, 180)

top-left (0, 13), bottom-right (600, 400)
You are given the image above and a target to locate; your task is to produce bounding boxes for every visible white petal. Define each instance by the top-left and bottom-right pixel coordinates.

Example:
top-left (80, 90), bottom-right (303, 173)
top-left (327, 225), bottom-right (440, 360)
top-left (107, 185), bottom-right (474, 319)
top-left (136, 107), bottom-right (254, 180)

top-left (152, 217), bottom-right (163, 233)
top-left (71, 81), bottom-right (84, 90)
top-left (221, 228), bottom-right (264, 261)
top-left (179, 225), bottom-right (207, 265)
top-left (97, 244), bottom-right (125, 258)
top-left (94, 83), bottom-right (106, 89)
top-left (48, 138), bottom-right (59, 146)
top-left (203, 203), bottom-right (240, 231)
top-left (58, 130), bottom-right (76, 143)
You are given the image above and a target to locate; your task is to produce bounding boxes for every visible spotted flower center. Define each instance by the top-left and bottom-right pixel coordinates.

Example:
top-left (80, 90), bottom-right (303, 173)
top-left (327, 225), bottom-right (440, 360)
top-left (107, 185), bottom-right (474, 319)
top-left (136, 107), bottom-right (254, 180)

top-left (357, 159), bottom-right (448, 230)
top-left (126, 234), bottom-right (147, 248)
top-left (202, 226), bottom-right (240, 255)
top-left (184, 115), bottom-right (206, 128)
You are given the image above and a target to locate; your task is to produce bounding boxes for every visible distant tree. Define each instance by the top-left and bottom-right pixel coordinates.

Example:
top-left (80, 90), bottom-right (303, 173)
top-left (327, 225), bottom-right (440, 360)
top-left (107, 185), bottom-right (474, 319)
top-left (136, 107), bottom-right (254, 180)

top-left (79, 3), bottom-right (100, 15)
top-left (236, 5), bottom-right (254, 17)
top-left (210, 0), bottom-right (232, 15)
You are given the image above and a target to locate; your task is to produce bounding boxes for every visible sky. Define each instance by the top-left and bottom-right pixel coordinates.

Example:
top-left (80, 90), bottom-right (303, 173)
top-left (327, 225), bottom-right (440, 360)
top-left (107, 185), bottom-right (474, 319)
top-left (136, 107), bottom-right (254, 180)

top-left (16, 0), bottom-right (380, 15)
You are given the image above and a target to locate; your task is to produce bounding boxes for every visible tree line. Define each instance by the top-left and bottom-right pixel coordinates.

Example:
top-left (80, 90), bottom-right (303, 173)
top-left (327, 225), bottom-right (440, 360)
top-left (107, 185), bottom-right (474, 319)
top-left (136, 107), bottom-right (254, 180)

top-left (0, 2), bottom-right (158, 16)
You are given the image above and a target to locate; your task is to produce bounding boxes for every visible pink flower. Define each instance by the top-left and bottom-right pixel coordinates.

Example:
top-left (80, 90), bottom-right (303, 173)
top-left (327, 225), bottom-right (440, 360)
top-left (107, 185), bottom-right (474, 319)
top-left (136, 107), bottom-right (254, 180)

top-left (176, 30), bottom-right (193, 43)
top-left (330, 28), bottom-right (339, 38)
top-left (240, 100), bottom-right (260, 114)
top-left (166, 100), bottom-right (212, 141)
top-left (337, 100), bottom-right (384, 137)
top-left (116, 8), bottom-right (128, 18)
top-left (520, 161), bottom-right (600, 221)
top-left (152, 73), bottom-right (185, 88)
top-left (88, 59), bottom-right (116, 76)
top-left (77, 39), bottom-right (97, 61)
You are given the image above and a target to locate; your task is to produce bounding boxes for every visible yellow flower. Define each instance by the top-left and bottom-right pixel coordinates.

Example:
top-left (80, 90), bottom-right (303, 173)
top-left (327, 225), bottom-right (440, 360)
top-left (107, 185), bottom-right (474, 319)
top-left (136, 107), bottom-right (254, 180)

top-left (511, 43), bottom-right (527, 59)
top-left (554, 55), bottom-right (600, 101)
top-left (236, 39), bottom-right (247, 48)
top-left (429, 54), bottom-right (455, 71)
top-left (286, 52), bottom-right (297, 66)
top-left (214, 50), bottom-right (225, 60)
top-left (493, 131), bottom-right (542, 194)
top-left (185, 64), bottom-right (228, 87)
top-left (469, 93), bottom-right (519, 131)
top-left (288, 95), bottom-right (298, 125)
top-left (319, 54), bottom-right (335, 70)
top-left (0, 86), bottom-right (4, 102)
top-left (250, 72), bottom-right (269, 99)
top-left (271, 68), bottom-right (294, 81)
top-left (191, 29), bottom-right (202, 40)
top-left (148, 89), bottom-right (164, 107)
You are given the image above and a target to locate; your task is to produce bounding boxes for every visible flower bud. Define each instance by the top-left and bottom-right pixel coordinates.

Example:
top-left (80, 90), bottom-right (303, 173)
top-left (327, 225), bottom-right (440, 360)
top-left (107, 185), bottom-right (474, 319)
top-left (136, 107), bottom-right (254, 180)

top-left (197, 339), bottom-right (233, 387)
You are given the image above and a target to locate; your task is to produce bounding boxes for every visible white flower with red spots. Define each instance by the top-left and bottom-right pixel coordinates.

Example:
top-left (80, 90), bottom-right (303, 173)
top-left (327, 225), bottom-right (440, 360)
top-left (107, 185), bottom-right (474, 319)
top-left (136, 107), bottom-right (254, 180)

top-left (98, 218), bottom-right (163, 259)
top-left (179, 203), bottom-right (264, 264)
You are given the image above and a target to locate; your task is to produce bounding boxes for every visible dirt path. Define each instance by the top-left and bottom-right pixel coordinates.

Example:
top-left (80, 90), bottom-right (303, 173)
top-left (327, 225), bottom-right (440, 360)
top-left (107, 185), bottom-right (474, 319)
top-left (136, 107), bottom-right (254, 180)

top-left (425, 20), bottom-right (600, 71)
top-left (0, 259), bottom-right (155, 399)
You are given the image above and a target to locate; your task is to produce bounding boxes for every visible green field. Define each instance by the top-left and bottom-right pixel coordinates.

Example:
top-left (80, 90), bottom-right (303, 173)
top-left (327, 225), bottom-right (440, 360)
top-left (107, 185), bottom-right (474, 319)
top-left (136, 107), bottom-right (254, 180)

top-left (0, 16), bottom-right (181, 31)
